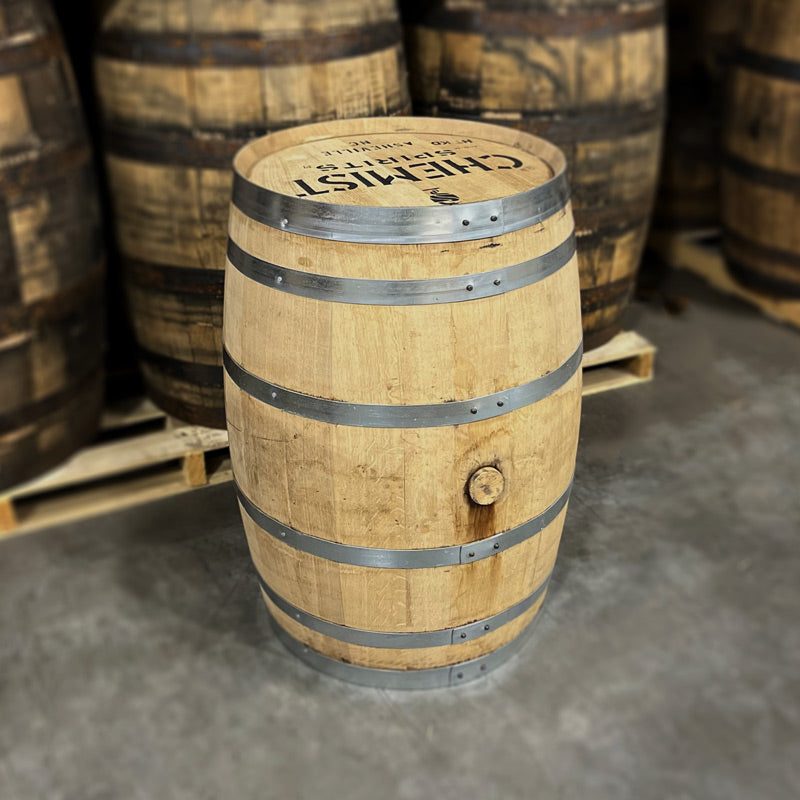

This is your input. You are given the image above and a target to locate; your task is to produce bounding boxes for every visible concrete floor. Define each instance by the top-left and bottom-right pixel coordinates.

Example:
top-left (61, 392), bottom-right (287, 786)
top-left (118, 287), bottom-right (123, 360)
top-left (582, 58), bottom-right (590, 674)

top-left (1, 275), bottom-right (799, 800)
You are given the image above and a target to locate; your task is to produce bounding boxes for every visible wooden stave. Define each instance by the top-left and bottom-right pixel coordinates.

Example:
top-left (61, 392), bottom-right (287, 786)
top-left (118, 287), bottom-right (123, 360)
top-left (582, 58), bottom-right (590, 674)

top-left (0, 1), bottom-right (105, 491)
top-left (94, 0), bottom-right (412, 427)
top-left (653, 0), bottom-right (745, 233)
top-left (224, 118), bottom-right (582, 680)
top-left (264, 587), bottom-right (548, 673)
top-left (401, 0), bottom-right (666, 349)
top-left (721, 2), bottom-right (800, 298)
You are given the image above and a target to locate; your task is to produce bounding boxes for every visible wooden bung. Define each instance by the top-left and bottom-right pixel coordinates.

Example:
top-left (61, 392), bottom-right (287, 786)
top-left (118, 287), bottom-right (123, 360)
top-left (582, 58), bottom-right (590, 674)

top-left (224, 117), bottom-right (582, 688)
top-left (94, 0), bottom-right (411, 427)
top-left (468, 466), bottom-right (505, 506)
top-left (401, 0), bottom-right (666, 349)
top-left (0, 0), bottom-right (104, 491)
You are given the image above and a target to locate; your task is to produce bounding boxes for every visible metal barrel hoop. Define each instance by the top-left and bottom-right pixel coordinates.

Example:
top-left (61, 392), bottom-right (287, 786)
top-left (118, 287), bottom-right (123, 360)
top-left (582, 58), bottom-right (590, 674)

top-left (235, 478), bottom-right (572, 569)
top-left (223, 342), bottom-right (582, 429)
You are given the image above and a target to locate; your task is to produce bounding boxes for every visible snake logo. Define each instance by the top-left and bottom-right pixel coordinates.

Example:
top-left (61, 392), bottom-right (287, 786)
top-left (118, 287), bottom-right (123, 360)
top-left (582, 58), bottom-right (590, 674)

top-left (426, 188), bottom-right (460, 205)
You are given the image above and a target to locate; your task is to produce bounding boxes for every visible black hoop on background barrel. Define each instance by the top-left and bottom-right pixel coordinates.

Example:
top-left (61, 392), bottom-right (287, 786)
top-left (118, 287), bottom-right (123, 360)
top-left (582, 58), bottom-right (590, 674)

top-left (734, 47), bottom-right (800, 83)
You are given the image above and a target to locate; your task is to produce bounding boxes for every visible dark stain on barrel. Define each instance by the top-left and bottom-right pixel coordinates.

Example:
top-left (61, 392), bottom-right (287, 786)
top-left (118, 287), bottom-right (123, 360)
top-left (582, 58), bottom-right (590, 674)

top-left (468, 502), bottom-right (496, 544)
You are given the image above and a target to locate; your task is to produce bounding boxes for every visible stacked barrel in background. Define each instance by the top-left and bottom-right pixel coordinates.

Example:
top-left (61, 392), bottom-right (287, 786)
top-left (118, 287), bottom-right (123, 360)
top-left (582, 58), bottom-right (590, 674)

top-left (402, 0), bottom-right (666, 349)
top-left (722, 0), bottom-right (800, 298)
top-left (94, 0), bottom-right (411, 428)
top-left (654, 0), bottom-right (745, 231)
top-left (0, 0), bottom-right (104, 490)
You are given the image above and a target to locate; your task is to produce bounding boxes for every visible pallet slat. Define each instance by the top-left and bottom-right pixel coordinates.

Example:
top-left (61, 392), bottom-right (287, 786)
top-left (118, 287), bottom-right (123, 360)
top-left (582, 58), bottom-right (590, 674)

top-left (649, 232), bottom-right (800, 330)
top-left (3, 459), bottom-right (233, 538)
top-left (0, 329), bottom-right (655, 538)
top-left (10, 426), bottom-right (229, 500)
top-left (582, 330), bottom-right (656, 396)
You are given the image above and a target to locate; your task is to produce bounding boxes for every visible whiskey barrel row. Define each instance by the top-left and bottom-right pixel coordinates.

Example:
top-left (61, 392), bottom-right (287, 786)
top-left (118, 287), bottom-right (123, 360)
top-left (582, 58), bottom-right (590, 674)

top-left (721, 0), bottom-right (800, 297)
top-left (224, 118), bottom-right (582, 686)
top-left (0, 0), bottom-right (104, 491)
top-left (94, 0), bottom-right (412, 427)
top-left (401, 0), bottom-right (666, 349)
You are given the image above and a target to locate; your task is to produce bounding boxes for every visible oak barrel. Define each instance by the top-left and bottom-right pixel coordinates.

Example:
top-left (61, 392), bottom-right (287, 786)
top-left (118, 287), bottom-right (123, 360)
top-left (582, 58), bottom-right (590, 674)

top-left (401, 0), bottom-right (666, 349)
top-left (225, 117), bottom-right (582, 687)
top-left (721, 0), bottom-right (800, 297)
top-left (0, 0), bottom-right (104, 491)
top-left (654, 0), bottom-right (745, 231)
top-left (94, 0), bottom-right (411, 427)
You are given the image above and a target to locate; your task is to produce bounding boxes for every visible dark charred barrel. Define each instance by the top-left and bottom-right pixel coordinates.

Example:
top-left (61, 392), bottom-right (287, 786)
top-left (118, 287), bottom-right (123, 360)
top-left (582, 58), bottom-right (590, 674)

top-left (402, 0), bottom-right (666, 349)
top-left (94, 0), bottom-right (412, 427)
top-left (0, 0), bottom-right (104, 491)
top-left (653, 0), bottom-right (745, 232)
top-left (721, 0), bottom-right (800, 298)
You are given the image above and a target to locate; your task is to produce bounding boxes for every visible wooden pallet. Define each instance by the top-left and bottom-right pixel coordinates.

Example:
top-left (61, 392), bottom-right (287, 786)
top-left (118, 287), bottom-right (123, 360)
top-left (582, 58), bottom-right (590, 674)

top-left (0, 329), bottom-right (655, 538)
top-left (582, 330), bottom-right (655, 397)
top-left (649, 231), bottom-right (800, 331)
top-left (0, 405), bottom-right (232, 538)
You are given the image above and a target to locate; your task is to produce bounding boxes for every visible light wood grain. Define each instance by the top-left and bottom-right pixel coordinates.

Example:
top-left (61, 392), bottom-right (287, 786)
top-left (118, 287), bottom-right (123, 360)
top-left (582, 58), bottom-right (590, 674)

top-left (226, 117), bottom-right (582, 672)
top-left (11, 426), bottom-right (229, 499)
top-left (2, 457), bottom-right (233, 540)
top-left (0, 497), bottom-right (17, 534)
top-left (182, 451), bottom-right (208, 487)
top-left (244, 504), bottom-right (566, 633)
top-left (266, 592), bottom-right (546, 670)
top-left (582, 330), bottom-right (655, 367)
